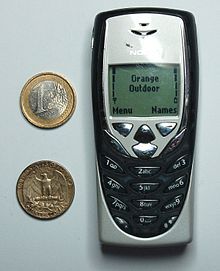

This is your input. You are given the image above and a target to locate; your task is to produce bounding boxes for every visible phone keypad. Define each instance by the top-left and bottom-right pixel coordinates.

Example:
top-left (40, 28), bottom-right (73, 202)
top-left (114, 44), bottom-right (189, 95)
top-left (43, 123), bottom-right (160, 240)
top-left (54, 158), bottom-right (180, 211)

top-left (99, 151), bottom-right (191, 238)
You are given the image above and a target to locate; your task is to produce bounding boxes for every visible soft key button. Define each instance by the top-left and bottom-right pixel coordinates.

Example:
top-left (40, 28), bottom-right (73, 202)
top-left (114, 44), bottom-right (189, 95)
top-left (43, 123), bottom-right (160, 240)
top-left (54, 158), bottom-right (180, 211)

top-left (156, 122), bottom-right (176, 136)
top-left (112, 123), bottom-right (133, 137)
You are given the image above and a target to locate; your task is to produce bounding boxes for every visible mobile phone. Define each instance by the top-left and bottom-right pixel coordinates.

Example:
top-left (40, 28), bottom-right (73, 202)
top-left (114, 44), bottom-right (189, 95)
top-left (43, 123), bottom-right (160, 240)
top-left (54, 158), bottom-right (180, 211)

top-left (91, 8), bottom-right (198, 246)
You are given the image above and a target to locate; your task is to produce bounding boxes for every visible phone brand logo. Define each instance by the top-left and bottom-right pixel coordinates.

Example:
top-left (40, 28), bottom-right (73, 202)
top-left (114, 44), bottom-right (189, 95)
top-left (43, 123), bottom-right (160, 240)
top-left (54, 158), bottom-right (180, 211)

top-left (129, 49), bottom-right (145, 56)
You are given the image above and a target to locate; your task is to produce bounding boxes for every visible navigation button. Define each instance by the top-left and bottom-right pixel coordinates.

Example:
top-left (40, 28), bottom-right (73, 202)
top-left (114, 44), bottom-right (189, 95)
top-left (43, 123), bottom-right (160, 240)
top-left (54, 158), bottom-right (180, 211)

top-left (131, 182), bottom-right (160, 193)
top-left (101, 156), bottom-right (124, 174)
top-left (132, 199), bottom-right (159, 210)
top-left (156, 122), bottom-right (176, 136)
top-left (130, 166), bottom-right (160, 177)
top-left (104, 130), bottom-right (129, 156)
top-left (134, 125), bottom-right (155, 143)
top-left (108, 196), bottom-right (128, 212)
top-left (132, 143), bottom-right (157, 158)
top-left (103, 176), bottom-right (127, 193)
top-left (112, 123), bottom-right (133, 137)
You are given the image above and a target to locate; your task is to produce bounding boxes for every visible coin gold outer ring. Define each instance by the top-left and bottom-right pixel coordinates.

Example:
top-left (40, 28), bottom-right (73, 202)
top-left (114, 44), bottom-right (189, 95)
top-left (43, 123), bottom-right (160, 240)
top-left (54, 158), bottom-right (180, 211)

top-left (20, 72), bottom-right (77, 128)
top-left (16, 160), bottom-right (75, 219)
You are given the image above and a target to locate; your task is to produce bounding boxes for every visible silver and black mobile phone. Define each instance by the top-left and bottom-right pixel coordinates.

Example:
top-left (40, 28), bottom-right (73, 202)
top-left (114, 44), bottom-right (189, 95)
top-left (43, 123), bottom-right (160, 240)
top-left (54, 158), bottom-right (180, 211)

top-left (91, 8), bottom-right (198, 247)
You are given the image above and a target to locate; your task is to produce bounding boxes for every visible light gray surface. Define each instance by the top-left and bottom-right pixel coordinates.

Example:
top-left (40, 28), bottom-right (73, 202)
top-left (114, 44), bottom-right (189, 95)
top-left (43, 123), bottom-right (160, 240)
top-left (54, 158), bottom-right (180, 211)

top-left (0, 0), bottom-right (219, 270)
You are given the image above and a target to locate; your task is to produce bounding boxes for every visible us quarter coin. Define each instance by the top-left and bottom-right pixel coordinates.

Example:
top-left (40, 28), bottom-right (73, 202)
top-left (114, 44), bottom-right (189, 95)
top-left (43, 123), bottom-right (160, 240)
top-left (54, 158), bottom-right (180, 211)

top-left (20, 72), bottom-right (76, 128)
top-left (16, 160), bottom-right (75, 219)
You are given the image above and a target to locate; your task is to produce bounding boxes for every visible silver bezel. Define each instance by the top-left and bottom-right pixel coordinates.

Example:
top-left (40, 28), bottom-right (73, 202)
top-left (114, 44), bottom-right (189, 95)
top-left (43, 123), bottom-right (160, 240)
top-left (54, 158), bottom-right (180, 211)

top-left (102, 14), bottom-right (186, 158)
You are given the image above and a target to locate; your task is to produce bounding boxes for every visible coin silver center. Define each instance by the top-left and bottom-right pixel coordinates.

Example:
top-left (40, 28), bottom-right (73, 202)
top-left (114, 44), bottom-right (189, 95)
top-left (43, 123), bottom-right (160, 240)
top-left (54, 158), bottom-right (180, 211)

top-left (29, 80), bottom-right (68, 120)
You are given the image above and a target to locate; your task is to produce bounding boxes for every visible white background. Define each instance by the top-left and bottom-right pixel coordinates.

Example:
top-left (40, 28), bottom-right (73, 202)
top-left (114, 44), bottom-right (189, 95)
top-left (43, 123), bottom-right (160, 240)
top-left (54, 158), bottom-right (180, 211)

top-left (0, 0), bottom-right (219, 270)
